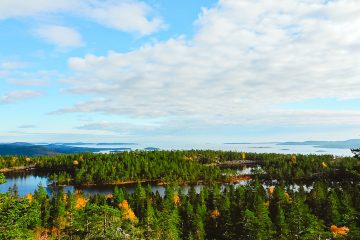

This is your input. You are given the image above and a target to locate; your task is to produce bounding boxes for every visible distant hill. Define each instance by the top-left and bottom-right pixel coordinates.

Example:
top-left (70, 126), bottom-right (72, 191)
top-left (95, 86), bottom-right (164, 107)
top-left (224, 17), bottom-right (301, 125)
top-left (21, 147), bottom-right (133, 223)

top-left (278, 139), bottom-right (360, 149)
top-left (0, 143), bottom-right (126, 156)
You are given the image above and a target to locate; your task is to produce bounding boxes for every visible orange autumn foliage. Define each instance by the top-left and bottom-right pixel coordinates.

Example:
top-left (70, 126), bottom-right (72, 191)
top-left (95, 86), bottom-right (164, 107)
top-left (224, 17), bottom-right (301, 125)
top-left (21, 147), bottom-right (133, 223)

top-left (118, 200), bottom-right (129, 209)
top-left (118, 200), bottom-right (138, 222)
top-left (25, 193), bottom-right (33, 203)
top-left (51, 227), bottom-right (59, 237)
top-left (330, 225), bottom-right (349, 236)
top-left (63, 194), bottom-right (67, 203)
top-left (268, 186), bottom-right (275, 195)
top-left (224, 175), bottom-right (252, 183)
top-left (210, 209), bottom-right (220, 219)
top-left (75, 195), bottom-right (88, 209)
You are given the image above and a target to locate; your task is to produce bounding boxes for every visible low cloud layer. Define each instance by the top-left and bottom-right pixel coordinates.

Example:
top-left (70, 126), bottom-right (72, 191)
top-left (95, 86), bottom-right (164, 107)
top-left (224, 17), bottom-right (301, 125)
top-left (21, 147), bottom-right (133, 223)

top-left (59, 0), bottom-right (360, 128)
top-left (76, 121), bottom-right (159, 133)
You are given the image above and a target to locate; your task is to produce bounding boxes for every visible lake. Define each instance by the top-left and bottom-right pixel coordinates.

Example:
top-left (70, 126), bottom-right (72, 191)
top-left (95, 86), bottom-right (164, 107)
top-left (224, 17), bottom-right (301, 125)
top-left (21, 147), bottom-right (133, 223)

top-left (0, 171), bottom-right (208, 196)
top-left (1, 169), bottom-right (315, 196)
top-left (69, 142), bottom-right (353, 156)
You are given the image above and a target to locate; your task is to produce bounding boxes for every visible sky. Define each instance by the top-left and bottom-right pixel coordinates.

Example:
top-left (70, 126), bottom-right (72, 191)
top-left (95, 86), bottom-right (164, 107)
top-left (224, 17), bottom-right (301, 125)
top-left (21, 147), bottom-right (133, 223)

top-left (0, 0), bottom-right (360, 144)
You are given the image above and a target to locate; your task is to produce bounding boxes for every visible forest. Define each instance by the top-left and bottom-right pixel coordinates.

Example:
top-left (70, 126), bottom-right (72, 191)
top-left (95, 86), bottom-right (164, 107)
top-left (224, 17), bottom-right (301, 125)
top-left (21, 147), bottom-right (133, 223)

top-left (0, 150), bottom-right (358, 185)
top-left (0, 149), bottom-right (359, 239)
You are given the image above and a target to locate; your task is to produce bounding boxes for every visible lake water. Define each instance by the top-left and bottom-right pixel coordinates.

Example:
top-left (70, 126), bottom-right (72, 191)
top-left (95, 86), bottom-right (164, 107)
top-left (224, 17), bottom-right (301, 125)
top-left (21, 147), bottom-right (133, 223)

top-left (0, 171), bottom-right (208, 196)
top-left (1, 169), bottom-right (315, 196)
top-left (69, 142), bottom-right (353, 156)
top-left (0, 143), bottom-right (353, 196)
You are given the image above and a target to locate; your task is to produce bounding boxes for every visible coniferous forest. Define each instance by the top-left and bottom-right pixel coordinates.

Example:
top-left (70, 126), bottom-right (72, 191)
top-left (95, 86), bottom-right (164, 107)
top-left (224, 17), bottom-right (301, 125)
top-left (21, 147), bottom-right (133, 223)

top-left (0, 149), bottom-right (359, 239)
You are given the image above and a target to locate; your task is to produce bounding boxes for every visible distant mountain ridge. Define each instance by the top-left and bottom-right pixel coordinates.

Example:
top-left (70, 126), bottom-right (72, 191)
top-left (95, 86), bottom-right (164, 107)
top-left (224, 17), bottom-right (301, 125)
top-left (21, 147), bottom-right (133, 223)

top-left (278, 139), bottom-right (360, 149)
top-left (0, 143), bottom-right (130, 156)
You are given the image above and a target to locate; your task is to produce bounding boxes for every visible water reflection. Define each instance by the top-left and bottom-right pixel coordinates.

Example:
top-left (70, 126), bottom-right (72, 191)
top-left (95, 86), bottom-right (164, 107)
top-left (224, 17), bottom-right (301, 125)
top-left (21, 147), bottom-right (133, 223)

top-left (1, 171), bottom-right (207, 196)
top-left (0, 171), bottom-right (49, 196)
top-left (0, 171), bottom-right (314, 196)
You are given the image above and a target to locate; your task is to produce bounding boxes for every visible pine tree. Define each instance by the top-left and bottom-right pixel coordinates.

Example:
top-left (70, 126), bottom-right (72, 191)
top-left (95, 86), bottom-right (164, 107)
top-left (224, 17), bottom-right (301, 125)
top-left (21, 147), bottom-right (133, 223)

top-left (287, 195), bottom-right (326, 240)
top-left (269, 186), bottom-right (289, 239)
top-left (325, 189), bottom-right (341, 225)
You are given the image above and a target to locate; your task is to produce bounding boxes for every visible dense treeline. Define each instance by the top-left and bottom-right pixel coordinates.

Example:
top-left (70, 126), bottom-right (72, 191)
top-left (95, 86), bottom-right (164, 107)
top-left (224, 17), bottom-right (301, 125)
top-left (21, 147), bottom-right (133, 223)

top-left (0, 151), bottom-right (230, 185)
top-left (1, 180), bottom-right (360, 239)
top-left (1, 150), bottom-right (359, 185)
top-left (260, 153), bottom-right (359, 180)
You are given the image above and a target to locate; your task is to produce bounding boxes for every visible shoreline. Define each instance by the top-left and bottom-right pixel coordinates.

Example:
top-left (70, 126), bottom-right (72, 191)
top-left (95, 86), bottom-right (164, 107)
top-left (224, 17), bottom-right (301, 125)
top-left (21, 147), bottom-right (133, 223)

top-left (47, 175), bottom-right (253, 188)
top-left (0, 165), bottom-right (36, 173)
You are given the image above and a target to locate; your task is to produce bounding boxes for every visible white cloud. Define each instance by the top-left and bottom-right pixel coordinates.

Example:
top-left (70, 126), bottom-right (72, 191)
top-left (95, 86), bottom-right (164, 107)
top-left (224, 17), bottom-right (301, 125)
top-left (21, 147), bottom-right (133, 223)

top-left (83, 1), bottom-right (165, 36)
top-left (8, 79), bottom-right (48, 86)
top-left (0, 90), bottom-right (45, 104)
top-left (0, 0), bottom-right (72, 19)
top-left (33, 25), bottom-right (83, 49)
top-left (59, 0), bottom-right (360, 128)
top-left (0, 0), bottom-right (164, 36)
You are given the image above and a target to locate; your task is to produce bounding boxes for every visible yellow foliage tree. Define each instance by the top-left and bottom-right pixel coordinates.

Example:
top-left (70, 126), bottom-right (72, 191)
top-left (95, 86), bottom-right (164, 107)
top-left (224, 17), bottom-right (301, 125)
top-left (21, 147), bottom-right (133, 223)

top-left (75, 193), bottom-right (88, 209)
top-left (322, 162), bottom-right (328, 168)
top-left (291, 154), bottom-right (297, 164)
top-left (268, 186), bottom-right (275, 195)
top-left (173, 193), bottom-right (180, 205)
top-left (210, 209), bottom-right (220, 219)
top-left (118, 200), bottom-right (138, 223)
top-left (73, 160), bottom-right (79, 166)
top-left (25, 193), bottom-right (33, 203)
top-left (242, 152), bottom-right (246, 160)
top-left (284, 192), bottom-right (292, 203)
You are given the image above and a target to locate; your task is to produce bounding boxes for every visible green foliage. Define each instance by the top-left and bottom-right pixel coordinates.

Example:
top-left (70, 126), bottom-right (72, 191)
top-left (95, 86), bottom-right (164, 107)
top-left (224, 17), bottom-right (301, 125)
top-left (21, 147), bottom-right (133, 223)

top-left (0, 150), bottom-right (359, 239)
top-left (1, 181), bottom-right (360, 239)
top-left (0, 173), bottom-right (5, 184)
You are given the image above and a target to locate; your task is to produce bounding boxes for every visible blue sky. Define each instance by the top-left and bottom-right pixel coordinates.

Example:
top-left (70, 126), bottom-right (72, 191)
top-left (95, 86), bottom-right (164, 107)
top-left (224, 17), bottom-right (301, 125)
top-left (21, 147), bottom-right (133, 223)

top-left (1, 0), bottom-right (360, 144)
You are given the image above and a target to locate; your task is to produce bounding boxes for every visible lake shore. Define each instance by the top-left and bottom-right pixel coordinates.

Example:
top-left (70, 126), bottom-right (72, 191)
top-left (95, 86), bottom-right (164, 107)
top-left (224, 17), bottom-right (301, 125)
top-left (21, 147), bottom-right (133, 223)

top-left (47, 175), bottom-right (253, 188)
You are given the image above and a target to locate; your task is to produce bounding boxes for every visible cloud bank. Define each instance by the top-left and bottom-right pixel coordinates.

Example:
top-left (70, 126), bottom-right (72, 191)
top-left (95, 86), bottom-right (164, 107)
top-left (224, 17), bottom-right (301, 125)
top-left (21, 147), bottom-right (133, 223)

top-left (58, 0), bottom-right (360, 128)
